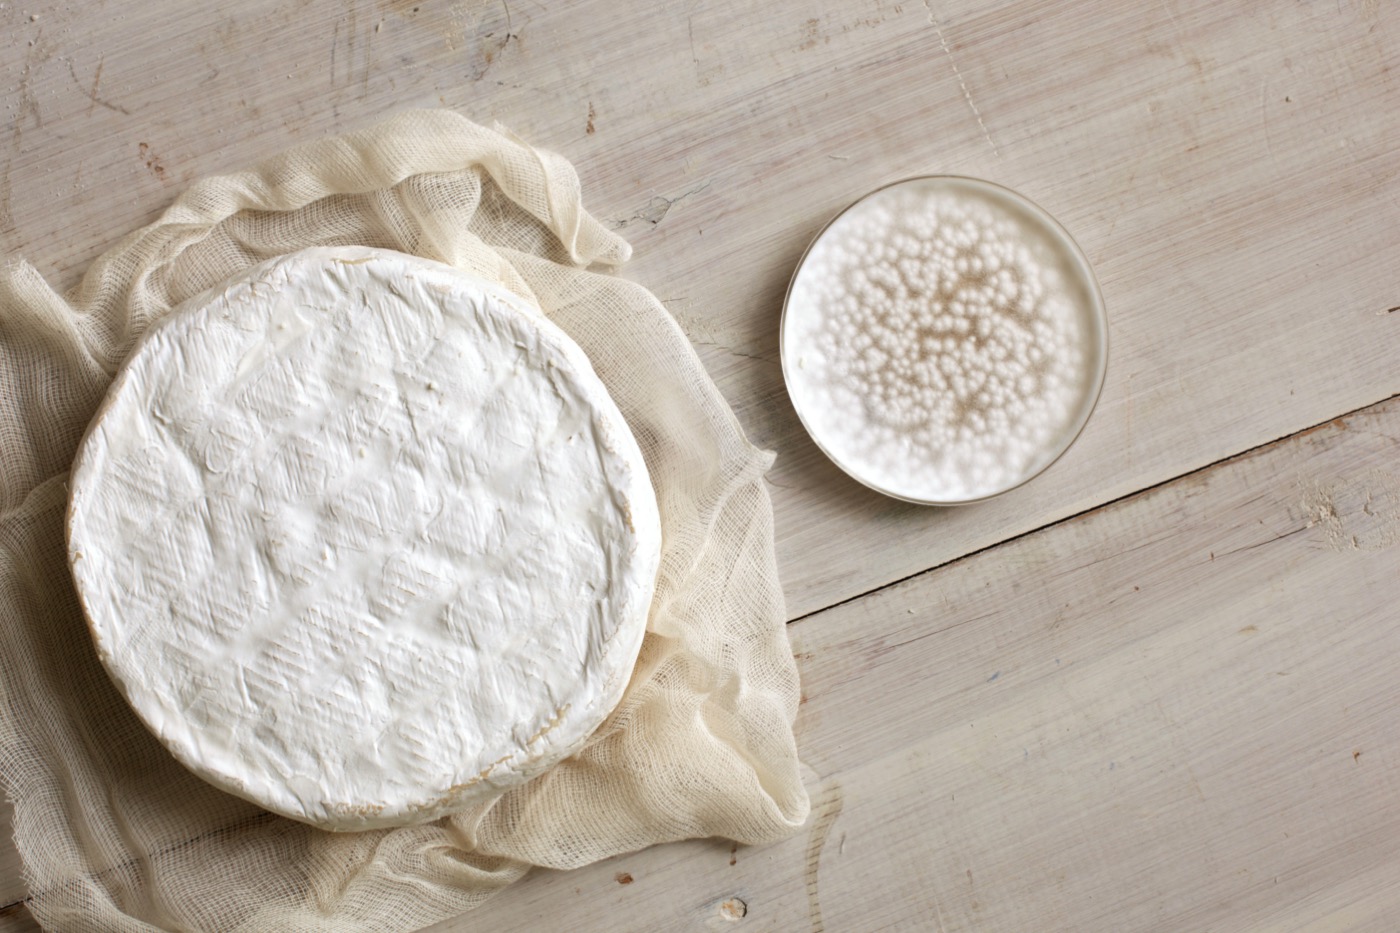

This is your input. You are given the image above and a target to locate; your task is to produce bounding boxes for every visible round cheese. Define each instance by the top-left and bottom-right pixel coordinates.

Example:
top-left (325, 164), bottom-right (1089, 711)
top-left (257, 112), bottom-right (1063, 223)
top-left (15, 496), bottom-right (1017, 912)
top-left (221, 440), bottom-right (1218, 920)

top-left (67, 246), bottom-right (661, 831)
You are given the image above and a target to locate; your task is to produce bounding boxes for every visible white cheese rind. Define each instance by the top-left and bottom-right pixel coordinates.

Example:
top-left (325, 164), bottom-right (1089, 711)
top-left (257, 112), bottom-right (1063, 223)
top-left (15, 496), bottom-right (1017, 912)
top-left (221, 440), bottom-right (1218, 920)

top-left (67, 246), bottom-right (660, 831)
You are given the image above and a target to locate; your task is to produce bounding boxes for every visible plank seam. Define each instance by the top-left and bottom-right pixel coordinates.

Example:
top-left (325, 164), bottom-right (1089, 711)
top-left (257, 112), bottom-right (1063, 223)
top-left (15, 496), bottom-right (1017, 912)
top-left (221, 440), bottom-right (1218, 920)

top-left (5, 392), bottom-right (1398, 915)
top-left (787, 389), bottom-right (1400, 626)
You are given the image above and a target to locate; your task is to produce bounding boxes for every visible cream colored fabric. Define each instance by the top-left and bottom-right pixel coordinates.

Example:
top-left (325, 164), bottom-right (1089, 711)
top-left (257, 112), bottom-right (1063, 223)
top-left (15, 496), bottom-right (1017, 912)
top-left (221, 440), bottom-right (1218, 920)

top-left (0, 110), bottom-right (809, 931)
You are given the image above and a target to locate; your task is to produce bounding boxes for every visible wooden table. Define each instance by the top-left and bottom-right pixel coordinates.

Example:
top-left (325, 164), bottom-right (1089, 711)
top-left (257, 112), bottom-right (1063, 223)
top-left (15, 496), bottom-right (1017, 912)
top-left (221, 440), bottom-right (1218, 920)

top-left (4, 0), bottom-right (1399, 929)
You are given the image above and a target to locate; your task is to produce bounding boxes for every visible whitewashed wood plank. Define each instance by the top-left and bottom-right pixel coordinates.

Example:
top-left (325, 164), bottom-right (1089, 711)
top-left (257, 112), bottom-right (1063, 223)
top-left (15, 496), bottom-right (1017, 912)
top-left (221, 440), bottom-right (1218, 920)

top-left (664, 0), bottom-right (1400, 618)
top-left (434, 395), bottom-right (1400, 931)
top-left (0, 1), bottom-right (1395, 620)
top-left (2, 0), bottom-right (1399, 926)
top-left (0, 905), bottom-right (38, 933)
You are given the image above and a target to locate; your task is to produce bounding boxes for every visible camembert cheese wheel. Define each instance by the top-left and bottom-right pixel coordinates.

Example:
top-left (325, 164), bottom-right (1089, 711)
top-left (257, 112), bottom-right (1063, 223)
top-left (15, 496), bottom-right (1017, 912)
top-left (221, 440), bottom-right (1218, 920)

top-left (67, 246), bottom-right (661, 831)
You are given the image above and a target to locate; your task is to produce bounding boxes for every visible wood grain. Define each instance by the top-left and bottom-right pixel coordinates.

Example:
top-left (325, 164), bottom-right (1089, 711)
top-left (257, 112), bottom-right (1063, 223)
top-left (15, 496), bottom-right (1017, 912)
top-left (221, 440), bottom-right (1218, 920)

top-left (0, 1), bottom-right (1394, 618)
top-left (721, 0), bottom-right (1400, 616)
top-left (0, 903), bottom-right (37, 933)
top-left (423, 395), bottom-right (1400, 932)
top-left (3, 0), bottom-right (1400, 929)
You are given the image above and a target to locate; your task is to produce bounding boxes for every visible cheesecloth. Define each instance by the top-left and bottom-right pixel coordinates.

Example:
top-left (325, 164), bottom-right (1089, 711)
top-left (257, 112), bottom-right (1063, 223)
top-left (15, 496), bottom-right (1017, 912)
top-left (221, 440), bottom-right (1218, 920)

top-left (0, 109), bottom-right (809, 931)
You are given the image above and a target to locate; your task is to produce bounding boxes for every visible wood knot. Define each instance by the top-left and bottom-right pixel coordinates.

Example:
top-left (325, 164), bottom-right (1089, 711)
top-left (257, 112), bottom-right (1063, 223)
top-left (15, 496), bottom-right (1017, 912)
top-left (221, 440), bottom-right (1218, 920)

top-left (719, 897), bottom-right (748, 921)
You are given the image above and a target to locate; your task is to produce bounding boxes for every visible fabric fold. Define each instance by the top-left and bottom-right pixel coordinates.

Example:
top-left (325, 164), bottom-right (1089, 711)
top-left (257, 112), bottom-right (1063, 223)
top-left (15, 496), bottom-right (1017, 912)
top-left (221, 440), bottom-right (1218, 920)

top-left (0, 109), bottom-right (807, 932)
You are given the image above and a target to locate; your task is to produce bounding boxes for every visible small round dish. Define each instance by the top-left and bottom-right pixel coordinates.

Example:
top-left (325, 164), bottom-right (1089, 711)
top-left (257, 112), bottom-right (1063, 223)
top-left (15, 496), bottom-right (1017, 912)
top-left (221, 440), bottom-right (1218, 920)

top-left (780, 175), bottom-right (1108, 505)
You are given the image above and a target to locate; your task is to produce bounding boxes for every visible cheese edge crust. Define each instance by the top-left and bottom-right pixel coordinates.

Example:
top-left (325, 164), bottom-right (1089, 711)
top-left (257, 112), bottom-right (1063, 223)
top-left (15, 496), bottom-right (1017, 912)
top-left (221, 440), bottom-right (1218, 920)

top-left (66, 246), bottom-right (662, 831)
